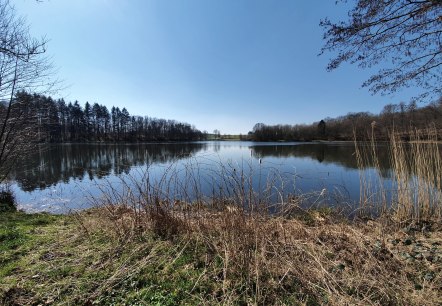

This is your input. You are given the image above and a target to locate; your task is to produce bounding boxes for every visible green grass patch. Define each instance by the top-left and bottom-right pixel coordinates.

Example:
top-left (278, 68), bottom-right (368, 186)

top-left (0, 212), bottom-right (61, 277)
top-left (0, 211), bottom-right (221, 305)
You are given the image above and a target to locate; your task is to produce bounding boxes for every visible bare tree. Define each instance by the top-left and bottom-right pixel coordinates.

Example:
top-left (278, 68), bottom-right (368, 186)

top-left (0, 0), bottom-right (54, 181)
top-left (320, 0), bottom-right (442, 101)
top-left (213, 129), bottom-right (221, 139)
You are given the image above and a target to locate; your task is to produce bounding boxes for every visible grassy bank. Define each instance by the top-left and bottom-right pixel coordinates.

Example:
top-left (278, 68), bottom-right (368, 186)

top-left (1, 207), bottom-right (441, 305)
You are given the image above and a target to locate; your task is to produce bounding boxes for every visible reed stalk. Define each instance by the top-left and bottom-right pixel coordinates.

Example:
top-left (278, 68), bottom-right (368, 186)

top-left (356, 126), bottom-right (442, 223)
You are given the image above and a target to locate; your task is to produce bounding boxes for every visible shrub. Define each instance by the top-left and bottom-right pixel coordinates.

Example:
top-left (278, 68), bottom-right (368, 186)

top-left (0, 190), bottom-right (16, 212)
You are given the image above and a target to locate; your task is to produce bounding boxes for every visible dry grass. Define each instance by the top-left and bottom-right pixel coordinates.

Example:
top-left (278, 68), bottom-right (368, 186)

top-left (74, 202), bottom-right (441, 305)
top-left (3, 206), bottom-right (440, 305)
top-left (392, 128), bottom-right (442, 222)
top-left (356, 127), bottom-right (442, 224)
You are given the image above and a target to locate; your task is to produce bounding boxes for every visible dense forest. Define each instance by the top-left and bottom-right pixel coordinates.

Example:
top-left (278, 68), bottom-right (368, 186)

top-left (8, 92), bottom-right (206, 142)
top-left (250, 99), bottom-right (442, 141)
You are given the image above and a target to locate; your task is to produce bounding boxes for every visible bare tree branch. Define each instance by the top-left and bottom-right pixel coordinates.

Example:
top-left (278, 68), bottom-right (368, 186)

top-left (0, 0), bottom-right (56, 181)
top-left (320, 0), bottom-right (442, 102)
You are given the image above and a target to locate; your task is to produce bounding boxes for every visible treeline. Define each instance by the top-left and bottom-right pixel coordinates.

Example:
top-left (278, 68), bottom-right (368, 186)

top-left (12, 92), bottom-right (205, 142)
top-left (250, 99), bottom-right (442, 141)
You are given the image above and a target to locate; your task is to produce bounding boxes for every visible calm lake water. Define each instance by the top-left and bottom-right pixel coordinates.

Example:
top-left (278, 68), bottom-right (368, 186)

top-left (9, 141), bottom-right (395, 213)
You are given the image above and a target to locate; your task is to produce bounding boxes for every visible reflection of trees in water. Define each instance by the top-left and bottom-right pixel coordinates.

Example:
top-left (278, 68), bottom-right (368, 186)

top-left (10, 143), bottom-right (207, 191)
top-left (251, 144), bottom-right (392, 174)
top-left (251, 143), bottom-right (442, 188)
top-left (11, 142), bottom-right (440, 194)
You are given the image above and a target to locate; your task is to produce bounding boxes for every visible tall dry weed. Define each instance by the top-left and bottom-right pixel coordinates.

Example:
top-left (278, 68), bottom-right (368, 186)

top-left (356, 126), bottom-right (442, 223)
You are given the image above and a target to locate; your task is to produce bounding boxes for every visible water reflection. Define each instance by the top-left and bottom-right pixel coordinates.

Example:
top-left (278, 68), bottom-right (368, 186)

top-left (9, 142), bottom-right (398, 193)
top-left (251, 143), bottom-right (391, 172)
top-left (9, 141), bottom-right (419, 213)
top-left (11, 143), bottom-right (208, 191)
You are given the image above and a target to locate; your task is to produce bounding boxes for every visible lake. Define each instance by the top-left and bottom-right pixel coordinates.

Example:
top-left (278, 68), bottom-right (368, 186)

top-left (9, 141), bottom-right (395, 213)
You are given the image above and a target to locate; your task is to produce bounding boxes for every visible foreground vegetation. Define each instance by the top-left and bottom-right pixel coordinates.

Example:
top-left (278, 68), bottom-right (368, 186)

top-left (1, 206), bottom-right (441, 305)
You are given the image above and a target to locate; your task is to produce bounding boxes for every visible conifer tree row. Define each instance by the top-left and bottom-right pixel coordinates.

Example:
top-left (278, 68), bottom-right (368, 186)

top-left (12, 92), bottom-right (205, 142)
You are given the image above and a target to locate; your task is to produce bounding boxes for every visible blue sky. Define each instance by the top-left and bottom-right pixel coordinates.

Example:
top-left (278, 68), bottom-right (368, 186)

top-left (15, 0), bottom-right (419, 134)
